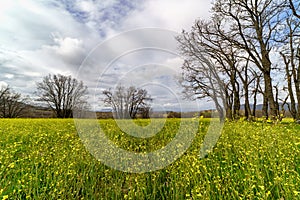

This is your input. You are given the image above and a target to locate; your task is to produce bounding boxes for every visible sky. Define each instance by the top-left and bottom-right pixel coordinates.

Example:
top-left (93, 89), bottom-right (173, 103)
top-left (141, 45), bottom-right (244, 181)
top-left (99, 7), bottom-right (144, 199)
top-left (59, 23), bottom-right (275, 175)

top-left (0, 0), bottom-right (213, 112)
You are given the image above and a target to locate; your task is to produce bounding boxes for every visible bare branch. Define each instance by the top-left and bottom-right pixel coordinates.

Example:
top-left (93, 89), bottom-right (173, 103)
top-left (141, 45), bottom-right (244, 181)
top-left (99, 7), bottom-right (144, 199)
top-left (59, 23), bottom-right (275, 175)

top-left (35, 74), bottom-right (88, 118)
top-left (102, 85), bottom-right (152, 119)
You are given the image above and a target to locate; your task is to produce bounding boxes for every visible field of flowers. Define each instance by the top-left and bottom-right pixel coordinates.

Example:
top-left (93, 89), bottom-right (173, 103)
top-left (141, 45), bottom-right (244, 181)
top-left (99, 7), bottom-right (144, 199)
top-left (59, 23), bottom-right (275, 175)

top-left (0, 118), bottom-right (300, 199)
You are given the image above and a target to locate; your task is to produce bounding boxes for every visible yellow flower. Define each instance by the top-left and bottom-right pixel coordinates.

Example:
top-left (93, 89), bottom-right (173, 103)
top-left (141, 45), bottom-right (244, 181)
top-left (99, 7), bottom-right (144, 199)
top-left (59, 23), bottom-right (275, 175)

top-left (8, 162), bottom-right (15, 168)
top-left (293, 191), bottom-right (300, 195)
top-left (2, 195), bottom-right (9, 200)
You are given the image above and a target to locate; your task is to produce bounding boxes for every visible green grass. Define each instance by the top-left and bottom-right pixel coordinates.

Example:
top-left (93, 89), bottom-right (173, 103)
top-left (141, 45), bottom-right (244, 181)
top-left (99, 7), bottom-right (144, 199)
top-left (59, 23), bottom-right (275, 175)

top-left (0, 118), bottom-right (300, 199)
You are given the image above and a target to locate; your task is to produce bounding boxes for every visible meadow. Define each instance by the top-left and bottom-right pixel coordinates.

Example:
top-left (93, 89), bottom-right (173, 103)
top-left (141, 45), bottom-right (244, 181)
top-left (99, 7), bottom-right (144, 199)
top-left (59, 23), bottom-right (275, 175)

top-left (0, 118), bottom-right (300, 199)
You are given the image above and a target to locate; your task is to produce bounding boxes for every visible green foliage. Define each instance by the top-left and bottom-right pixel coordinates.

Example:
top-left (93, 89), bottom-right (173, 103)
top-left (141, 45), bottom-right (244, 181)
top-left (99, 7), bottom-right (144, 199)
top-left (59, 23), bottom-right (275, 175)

top-left (0, 119), bottom-right (300, 199)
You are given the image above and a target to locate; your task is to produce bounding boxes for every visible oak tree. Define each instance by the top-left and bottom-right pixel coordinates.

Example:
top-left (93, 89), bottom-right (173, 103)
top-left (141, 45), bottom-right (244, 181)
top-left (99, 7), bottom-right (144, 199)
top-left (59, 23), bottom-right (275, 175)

top-left (103, 85), bottom-right (152, 119)
top-left (36, 74), bottom-right (88, 118)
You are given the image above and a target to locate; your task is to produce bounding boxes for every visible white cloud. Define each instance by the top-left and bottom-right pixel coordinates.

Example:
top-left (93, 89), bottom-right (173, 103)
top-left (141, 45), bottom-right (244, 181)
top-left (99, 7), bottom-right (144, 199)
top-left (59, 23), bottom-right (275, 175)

top-left (0, 81), bottom-right (8, 88)
top-left (0, 0), bottom-right (102, 92)
top-left (75, 1), bottom-right (96, 13)
top-left (40, 34), bottom-right (86, 67)
top-left (4, 74), bottom-right (14, 79)
top-left (121, 0), bottom-right (211, 31)
top-left (0, 0), bottom-right (213, 111)
top-left (49, 35), bottom-right (84, 56)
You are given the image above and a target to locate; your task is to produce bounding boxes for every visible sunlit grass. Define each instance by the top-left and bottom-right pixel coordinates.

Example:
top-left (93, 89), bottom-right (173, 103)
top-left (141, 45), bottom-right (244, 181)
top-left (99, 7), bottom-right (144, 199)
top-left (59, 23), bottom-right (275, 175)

top-left (0, 118), bottom-right (300, 199)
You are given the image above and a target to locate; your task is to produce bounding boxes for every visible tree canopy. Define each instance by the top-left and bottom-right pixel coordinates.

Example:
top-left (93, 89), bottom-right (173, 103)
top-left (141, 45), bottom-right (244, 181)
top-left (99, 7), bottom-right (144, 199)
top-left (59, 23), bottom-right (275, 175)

top-left (0, 86), bottom-right (27, 118)
top-left (103, 85), bottom-right (152, 119)
top-left (178, 0), bottom-right (300, 121)
top-left (36, 74), bottom-right (88, 118)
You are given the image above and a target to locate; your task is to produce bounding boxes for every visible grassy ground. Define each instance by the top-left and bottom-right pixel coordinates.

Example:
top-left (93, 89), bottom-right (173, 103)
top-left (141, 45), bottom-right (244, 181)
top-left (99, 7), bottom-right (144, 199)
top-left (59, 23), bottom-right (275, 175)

top-left (0, 118), bottom-right (300, 199)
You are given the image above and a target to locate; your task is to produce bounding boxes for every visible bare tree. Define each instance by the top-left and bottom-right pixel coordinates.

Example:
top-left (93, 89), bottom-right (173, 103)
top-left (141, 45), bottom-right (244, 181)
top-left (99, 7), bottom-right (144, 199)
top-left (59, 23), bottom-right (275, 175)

top-left (177, 17), bottom-right (252, 120)
top-left (281, 51), bottom-right (297, 119)
top-left (103, 85), bottom-right (152, 119)
top-left (0, 86), bottom-right (27, 118)
top-left (36, 74), bottom-right (88, 118)
top-left (177, 0), bottom-right (297, 121)
top-left (177, 30), bottom-right (227, 121)
top-left (279, 9), bottom-right (300, 120)
top-left (212, 0), bottom-right (288, 119)
top-left (237, 59), bottom-right (258, 120)
top-left (251, 71), bottom-right (263, 118)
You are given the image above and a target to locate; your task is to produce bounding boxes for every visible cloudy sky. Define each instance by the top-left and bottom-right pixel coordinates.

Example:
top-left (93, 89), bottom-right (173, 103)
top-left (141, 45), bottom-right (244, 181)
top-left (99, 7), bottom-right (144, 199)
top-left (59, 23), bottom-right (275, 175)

top-left (0, 0), bottom-right (213, 112)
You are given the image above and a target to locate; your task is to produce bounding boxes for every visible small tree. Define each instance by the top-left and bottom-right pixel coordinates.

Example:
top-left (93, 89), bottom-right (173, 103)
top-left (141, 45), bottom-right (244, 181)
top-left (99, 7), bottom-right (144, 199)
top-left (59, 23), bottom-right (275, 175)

top-left (103, 85), bottom-right (152, 119)
top-left (36, 74), bottom-right (88, 118)
top-left (0, 86), bottom-right (27, 118)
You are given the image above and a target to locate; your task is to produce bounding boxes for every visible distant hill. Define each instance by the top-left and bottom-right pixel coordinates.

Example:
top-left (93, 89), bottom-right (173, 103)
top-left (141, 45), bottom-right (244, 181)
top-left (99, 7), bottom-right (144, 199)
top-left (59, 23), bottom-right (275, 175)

top-left (13, 102), bottom-right (295, 119)
top-left (241, 103), bottom-right (293, 111)
top-left (21, 104), bottom-right (54, 118)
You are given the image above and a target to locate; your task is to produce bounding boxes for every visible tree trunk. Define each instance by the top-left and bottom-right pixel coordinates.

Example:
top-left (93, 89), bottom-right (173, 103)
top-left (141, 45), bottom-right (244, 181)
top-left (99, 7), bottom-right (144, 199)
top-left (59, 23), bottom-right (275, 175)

top-left (233, 85), bottom-right (240, 119)
top-left (274, 85), bottom-right (281, 120)
top-left (244, 89), bottom-right (251, 120)
top-left (295, 80), bottom-right (300, 120)
top-left (282, 53), bottom-right (297, 119)
top-left (252, 89), bottom-right (257, 118)
top-left (263, 72), bottom-right (277, 119)
top-left (295, 55), bottom-right (300, 120)
top-left (262, 92), bottom-right (269, 120)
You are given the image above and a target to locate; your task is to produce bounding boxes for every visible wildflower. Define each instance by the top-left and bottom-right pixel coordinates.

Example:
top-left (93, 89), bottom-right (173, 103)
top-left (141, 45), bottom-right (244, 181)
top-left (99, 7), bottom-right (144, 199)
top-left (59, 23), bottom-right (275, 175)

top-left (8, 162), bottom-right (15, 168)
top-left (293, 191), bottom-right (300, 195)
top-left (2, 195), bottom-right (8, 200)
